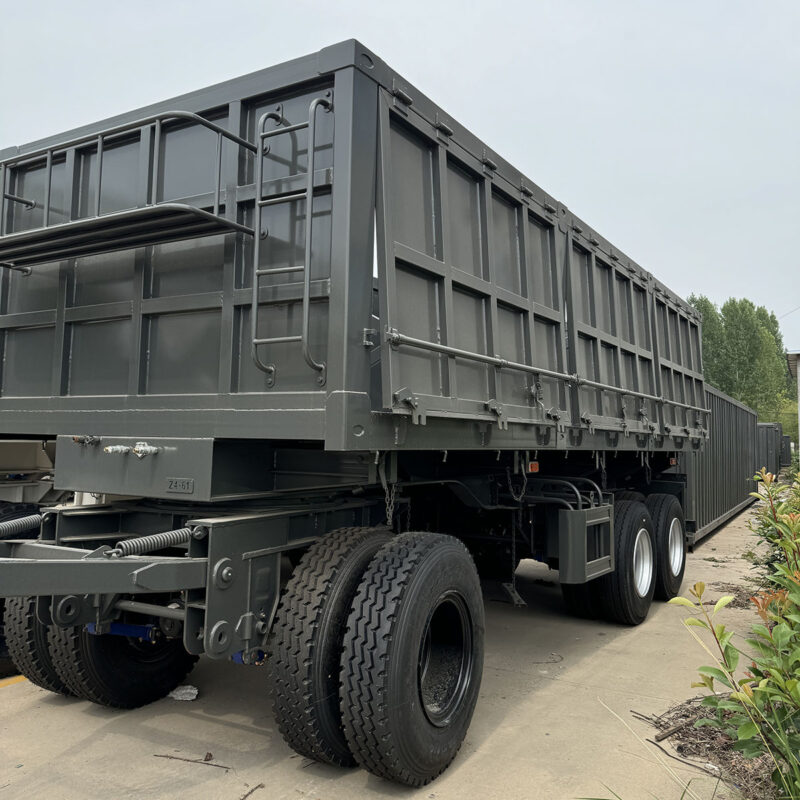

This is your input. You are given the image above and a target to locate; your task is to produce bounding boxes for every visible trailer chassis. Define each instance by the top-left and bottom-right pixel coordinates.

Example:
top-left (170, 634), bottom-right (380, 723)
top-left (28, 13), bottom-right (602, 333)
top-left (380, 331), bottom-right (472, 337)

top-left (0, 499), bottom-right (385, 664)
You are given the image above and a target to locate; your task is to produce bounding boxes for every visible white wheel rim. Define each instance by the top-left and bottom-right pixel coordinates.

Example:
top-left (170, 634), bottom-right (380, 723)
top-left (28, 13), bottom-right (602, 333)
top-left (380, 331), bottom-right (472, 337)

top-left (633, 527), bottom-right (653, 597)
top-left (668, 517), bottom-right (684, 576)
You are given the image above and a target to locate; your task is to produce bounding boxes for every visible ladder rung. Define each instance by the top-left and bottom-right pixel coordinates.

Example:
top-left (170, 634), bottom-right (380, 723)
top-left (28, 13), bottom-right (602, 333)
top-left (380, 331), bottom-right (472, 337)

top-left (254, 335), bottom-right (302, 346)
top-left (257, 191), bottom-right (307, 208)
top-left (256, 266), bottom-right (304, 277)
top-left (260, 120), bottom-right (309, 139)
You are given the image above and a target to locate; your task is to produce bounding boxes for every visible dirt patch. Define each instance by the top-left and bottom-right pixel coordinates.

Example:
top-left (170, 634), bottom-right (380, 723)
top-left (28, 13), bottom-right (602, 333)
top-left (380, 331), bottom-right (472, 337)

top-left (638, 697), bottom-right (777, 800)
top-left (708, 581), bottom-right (756, 610)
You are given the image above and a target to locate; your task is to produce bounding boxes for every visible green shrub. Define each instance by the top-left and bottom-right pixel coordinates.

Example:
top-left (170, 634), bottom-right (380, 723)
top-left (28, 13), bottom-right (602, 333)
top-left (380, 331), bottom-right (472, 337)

top-left (670, 470), bottom-right (800, 798)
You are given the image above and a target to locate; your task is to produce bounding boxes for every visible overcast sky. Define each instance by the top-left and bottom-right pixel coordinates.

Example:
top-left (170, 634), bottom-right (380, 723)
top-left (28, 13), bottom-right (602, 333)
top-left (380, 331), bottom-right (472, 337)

top-left (1, 1), bottom-right (798, 348)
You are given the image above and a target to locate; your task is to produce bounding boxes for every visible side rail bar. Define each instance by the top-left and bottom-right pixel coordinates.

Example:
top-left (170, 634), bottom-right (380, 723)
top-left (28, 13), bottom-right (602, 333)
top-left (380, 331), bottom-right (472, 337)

top-left (386, 327), bottom-right (710, 421)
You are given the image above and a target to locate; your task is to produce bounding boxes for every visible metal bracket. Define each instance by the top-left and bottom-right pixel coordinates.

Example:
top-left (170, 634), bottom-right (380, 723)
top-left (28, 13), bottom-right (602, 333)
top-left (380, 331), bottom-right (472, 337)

top-left (434, 114), bottom-right (453, 143)
top-left (72, 435), bottom-right (100, 446)
top-left (485, 400), bottom-right (508, 430)
top-left (0, 261), bottom-right (31, 276)
top-left (501, 582), bottom-right (526, 607)
top-left (132, 441), bottom-right (161, 459)
top-left (391, 81), bottom-right (413, 114)
top-left (393, 386), bottom-right (426, 425)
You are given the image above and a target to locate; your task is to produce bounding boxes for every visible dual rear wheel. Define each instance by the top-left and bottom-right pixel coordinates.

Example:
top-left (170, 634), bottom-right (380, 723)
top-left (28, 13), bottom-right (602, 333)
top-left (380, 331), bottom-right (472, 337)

top-left (561, 494), bottom-right (686, 625)
top-left (270, 526), bottom-right (485, 787)
top-left (4, 596), bottom-right (197, 707)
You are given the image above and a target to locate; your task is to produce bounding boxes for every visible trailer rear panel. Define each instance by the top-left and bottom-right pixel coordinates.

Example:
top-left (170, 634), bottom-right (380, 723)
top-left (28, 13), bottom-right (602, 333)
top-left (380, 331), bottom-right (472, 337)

top-left (780, 434), bottom-right (792, 468)
top-left (757, 422), bottom-right (783, 475)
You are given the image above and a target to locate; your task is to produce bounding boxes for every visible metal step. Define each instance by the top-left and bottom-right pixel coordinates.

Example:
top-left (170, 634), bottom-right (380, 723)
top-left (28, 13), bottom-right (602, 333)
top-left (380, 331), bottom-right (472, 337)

top-left (0, 203), bottom-right (253, 269)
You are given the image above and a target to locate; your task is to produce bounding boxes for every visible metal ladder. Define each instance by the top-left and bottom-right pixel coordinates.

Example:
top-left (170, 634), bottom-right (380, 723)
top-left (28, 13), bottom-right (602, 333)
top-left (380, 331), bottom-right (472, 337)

top-left (251, 95), bottom-right (332, 387)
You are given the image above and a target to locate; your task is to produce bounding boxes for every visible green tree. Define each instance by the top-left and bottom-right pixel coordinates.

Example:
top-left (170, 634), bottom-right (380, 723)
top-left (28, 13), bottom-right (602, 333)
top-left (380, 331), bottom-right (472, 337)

top-left (689, 295), bottom-right (791, 422)
top-left (688, 294), bottom-right (725, 390)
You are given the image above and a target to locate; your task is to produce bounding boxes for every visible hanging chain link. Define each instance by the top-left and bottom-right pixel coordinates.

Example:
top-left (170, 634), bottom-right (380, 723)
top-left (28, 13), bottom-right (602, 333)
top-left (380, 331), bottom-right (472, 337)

top-left (384, 481), bottom-right (397, 528)
top-left (511, 510), bottom-right (518, 580)
top-left (506, 466), bottom-right (528, 503)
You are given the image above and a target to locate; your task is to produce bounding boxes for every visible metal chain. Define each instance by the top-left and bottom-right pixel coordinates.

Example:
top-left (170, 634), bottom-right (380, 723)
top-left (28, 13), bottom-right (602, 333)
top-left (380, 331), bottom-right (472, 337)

top-left (506, 466), bottom-right (528, 503)
top-left (385, 481), bottom-right (397, 528)
top-left (511, 510), bottom-right (518, 585)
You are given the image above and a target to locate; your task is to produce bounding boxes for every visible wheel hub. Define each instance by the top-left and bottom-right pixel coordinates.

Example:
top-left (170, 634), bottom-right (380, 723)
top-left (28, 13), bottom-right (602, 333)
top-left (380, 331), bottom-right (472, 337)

top-left (418, 591), bottom-right (473, 727)
top-left (668, 517), bottom-right (684, 576)
top-left (632, 527), bottom-right (654, 597)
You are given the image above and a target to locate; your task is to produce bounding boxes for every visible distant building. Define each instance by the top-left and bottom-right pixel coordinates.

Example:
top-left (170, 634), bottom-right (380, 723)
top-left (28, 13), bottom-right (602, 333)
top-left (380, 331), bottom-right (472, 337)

top-left (787, 351), bottom-right (800, 445)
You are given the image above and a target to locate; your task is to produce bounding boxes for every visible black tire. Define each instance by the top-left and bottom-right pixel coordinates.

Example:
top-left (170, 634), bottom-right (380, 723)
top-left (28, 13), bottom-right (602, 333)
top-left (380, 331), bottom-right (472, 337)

top-left (340, 532), bottom-right (484, 787)
top-left (270, 526), bottom-right (392, 767)
top-left (614, 490), bottom-right (645, 504)
top-left (4, 596), bottom-right (73, 695)
top-left (0, 504), bottom-right (40, 671)
top-left (0, 601), bottom-right (8, 660)
top-left (646, 494), bottom-right (686, 600)
top-left (561, 581), bottom-right (601, 619)
top-left (596, 501), bottom-right (656, 625)
top-left (48, 625), bottom-right (197, 708)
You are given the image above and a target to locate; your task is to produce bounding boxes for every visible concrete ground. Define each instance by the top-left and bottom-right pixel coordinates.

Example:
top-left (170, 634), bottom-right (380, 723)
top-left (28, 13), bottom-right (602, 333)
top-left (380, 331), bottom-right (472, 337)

top-left (0, 508), bottom-right (764, 800)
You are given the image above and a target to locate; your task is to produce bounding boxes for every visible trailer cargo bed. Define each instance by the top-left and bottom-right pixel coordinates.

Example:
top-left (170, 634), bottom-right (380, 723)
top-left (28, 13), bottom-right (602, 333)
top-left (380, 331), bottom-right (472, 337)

top-left (0, 40), bottom-right (706, 454)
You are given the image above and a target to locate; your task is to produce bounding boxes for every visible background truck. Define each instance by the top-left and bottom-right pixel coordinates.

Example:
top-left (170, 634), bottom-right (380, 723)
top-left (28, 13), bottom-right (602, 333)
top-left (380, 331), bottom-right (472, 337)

top-left (0, 40), bottom-right (778, 786)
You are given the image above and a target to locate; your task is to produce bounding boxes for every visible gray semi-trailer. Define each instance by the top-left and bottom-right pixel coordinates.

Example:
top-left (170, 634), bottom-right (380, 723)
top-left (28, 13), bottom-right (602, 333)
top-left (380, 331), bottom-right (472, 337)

top-left (0, 41), bottom-right (748, 785)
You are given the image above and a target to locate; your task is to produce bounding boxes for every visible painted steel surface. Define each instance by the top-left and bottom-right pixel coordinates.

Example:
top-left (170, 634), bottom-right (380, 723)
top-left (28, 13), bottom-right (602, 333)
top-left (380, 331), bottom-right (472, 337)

top-left (683, 386), bottom-right (757, 544)
top-left (0, 41), bottom-right (706, 453)
top-left (780, 434), bottom-right (792, 468)
top-left (757, 422), bottom-right (783, 475)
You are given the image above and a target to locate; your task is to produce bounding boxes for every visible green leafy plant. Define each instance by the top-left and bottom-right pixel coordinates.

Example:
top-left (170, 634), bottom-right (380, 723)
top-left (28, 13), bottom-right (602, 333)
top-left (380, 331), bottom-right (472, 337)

top-left (670, 470), bottom-right (800, 798)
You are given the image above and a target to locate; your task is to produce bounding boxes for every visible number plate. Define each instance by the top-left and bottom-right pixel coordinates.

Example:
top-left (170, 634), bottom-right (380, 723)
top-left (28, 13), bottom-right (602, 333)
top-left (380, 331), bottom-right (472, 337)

top-left (165, 477), bottom-right (195, 494)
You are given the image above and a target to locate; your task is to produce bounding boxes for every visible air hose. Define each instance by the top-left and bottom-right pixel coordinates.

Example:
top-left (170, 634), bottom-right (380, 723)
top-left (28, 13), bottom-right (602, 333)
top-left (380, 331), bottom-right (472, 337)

top-left (0, 513), bottom-right (42, 539)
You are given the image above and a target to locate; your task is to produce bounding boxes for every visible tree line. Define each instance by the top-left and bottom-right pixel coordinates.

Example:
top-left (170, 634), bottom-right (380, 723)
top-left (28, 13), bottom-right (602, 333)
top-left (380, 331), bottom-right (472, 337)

top-left (689, 295), bottom-right (797, 441)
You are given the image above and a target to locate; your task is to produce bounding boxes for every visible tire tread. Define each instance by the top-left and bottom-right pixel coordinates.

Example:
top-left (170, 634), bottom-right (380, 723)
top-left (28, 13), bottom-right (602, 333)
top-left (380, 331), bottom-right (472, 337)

top-left (271, 526), bottom-right (391, 766)
top-left (5, 596), bottom-right (72, 695)
top-left (340, 532), bottom-right (480, 786)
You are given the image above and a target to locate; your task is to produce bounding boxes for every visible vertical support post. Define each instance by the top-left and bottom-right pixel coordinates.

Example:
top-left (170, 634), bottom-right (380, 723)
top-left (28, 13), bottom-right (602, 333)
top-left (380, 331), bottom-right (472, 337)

top-left (435, 143), bottom-right (456, 404)
top-left (376, 89), bottom-right (398, 412)
top-left (128, 125), bottom-right (152, 397)
top-left (325, 67), bottom-right (379, 444)
top-left (94, 135), bottom-right (104, 217)
top-left (563, 230), bottom-right (582, 430)
top-left (43, 151), bottom-right (53, 227)
top-left (218, 101), bottom-right (241, 393)
top-left (213, 131), bottom-right (222, 217)
top-left (519, 200), bottom-right (537, 413)
top-left (648, 276), bottom-right (666, 435)
top-left (482, 176), bottom-right (500, 407)
top-left (151, 120), bottom-right (161, 205)
top-left (51, 149), bottom-right (77, 397)
top-left (0, 164), bottom-right (5, 236)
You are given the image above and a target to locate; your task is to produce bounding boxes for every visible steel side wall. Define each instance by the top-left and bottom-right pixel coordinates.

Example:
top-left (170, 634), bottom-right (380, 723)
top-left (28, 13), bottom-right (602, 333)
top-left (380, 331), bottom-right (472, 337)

top-left (684, 386), bottom-right (757, 544)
